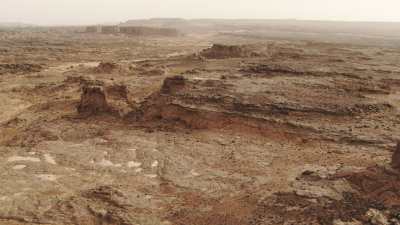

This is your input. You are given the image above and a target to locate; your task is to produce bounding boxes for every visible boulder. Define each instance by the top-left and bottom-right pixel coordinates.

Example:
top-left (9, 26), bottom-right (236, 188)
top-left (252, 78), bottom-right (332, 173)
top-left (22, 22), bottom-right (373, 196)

top-left (366, 209), bottom-right (389, 225)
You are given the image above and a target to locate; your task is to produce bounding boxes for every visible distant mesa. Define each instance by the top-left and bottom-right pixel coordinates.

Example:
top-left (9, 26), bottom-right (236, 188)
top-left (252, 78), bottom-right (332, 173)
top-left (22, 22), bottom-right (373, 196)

top-left (85, 25), bottom-right (179, 37)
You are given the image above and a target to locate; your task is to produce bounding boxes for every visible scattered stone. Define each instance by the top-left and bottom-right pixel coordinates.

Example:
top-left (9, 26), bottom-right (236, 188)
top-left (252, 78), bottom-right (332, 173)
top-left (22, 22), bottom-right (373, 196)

top-left (36, 174), bottom-right (59, 182)
top-left (97, 159), bottom-right (116, 167)
top-left (333, 219), bottom-right (363, 225)
top-left (7, 156), bottom-right (41, 163)
top-left (12, 165), bottom-right (27, 170)
top-left (145, 174), bottom-right (157, 178)
top-left (88, 205), bottom-right (108, 218)
top-left (126, 161), bottom-right (142, 168)
top-left (151, 160), bottom-right (159, 168)
top-left (161, 220), bottom-right (173, 225)
top-left (44, 154), bottom-right (57, 165)
top-left (366, 209), bottom-right (389, 225)
top-left (190, 169), bottom-right (200, 176)
top-left (390, 218), bottom-right (400, 225)
top-left (293, 179), bottom-right (353, 201)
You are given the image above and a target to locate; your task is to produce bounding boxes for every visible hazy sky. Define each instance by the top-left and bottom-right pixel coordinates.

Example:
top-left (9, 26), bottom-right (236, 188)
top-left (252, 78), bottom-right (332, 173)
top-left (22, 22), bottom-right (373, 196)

top-left (1, 0), bottom-right (400, 25)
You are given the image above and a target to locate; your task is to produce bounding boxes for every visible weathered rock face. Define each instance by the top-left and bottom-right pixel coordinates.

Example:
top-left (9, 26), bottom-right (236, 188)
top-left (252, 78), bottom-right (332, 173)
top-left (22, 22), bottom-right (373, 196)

top-left (93, 62), bottom-right (118, 74)
top-left (119, 26), bottom-right (179, 36)
top-left (77, 82), bottom-right (133, 117)
top-left (200, 44), bottom-right (260, 59)
top-left (105, 84), bottom-right (128, 100)
top-left (0, 63), bottom-right (43, 75)
top-left (41, 185), bottom-right (143, 225)
top-left (160, 75), bottom-right (186, 94)
top-left (77, 85), bottom-right (110, 115)
top-left (392, 142), bottom-right (400, 169)
top-left (240, 63), bottom-right (301, 75)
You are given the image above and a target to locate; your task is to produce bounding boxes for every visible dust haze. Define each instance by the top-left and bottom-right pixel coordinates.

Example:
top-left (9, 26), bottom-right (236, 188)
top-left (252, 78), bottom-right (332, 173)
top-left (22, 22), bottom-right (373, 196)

top-left (1, 1), bottom-right (400, 225)
top-left (1, 0), bottom-right (400, 25)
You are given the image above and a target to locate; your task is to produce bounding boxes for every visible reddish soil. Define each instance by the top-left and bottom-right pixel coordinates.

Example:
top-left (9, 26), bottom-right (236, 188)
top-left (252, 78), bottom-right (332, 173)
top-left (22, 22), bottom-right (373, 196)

top-left (1, 23), bottom-right (400, 225)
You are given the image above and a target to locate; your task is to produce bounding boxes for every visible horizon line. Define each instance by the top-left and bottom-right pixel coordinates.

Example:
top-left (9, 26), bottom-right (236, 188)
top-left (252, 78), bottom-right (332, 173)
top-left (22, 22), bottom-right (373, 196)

top-left (2, 17), bottom-right (400, 27)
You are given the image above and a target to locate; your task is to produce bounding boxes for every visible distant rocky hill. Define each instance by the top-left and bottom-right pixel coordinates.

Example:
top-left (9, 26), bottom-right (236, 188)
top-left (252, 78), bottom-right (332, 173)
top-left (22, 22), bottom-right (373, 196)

top-left (120, 18), bottom-right (400, 43)
top-left (0, 22), bottom-right (35, 27)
